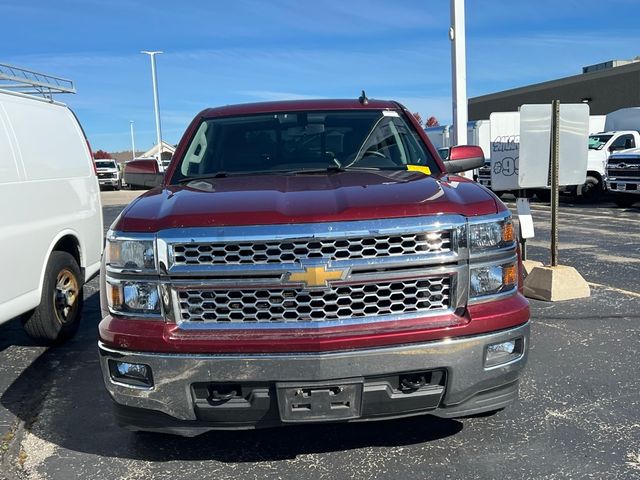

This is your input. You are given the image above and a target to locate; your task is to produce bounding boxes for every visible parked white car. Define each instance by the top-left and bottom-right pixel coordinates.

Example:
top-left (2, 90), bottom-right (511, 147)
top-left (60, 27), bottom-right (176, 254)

top-left (95, 159), bottom-right (122, 190)
top-left (0, 84), bottom-right (103, 342)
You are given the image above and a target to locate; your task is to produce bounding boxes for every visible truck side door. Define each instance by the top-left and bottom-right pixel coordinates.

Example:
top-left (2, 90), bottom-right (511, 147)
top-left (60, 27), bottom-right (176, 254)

top-left (609, 134), bottom-right (636, 153)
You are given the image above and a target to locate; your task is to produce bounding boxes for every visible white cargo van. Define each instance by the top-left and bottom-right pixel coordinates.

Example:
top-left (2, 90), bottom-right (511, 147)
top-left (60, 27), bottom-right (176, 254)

top-left (0, 65), bottom-right (103, 342)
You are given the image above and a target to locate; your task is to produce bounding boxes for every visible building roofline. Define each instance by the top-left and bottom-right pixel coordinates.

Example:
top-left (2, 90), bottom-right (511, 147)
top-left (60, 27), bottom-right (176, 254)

top-left (470, 60), bottom-right (640, 104)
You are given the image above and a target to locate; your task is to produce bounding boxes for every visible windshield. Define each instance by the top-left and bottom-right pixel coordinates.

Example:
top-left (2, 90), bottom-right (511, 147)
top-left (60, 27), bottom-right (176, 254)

top-left (171, 110), bottom-right (438, 183)
top-left (588, 135), bottom-right (612, 150)
top-left (95, 160), bottom-right (116, 168)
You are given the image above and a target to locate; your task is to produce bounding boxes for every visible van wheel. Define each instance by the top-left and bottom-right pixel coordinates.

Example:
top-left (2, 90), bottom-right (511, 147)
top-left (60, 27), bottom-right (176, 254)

top-left (22, 251), bottom-right (83, 344)
top-left (115, 181), bottom-right (121, 191)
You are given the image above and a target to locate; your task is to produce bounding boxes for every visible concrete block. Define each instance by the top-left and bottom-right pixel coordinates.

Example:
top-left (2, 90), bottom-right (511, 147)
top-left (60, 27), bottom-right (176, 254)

top-left (522, 260), bottom-right (543, 278)
top-left (523, 265), bottom-right (591, 302)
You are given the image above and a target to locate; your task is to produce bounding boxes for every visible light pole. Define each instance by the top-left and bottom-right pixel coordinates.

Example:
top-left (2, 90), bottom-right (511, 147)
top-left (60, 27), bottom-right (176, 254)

top-left (129, 120), bottom-right (136, 160)
top-left (141, 50), bottom-right (164, 170)
top-left (449, 0), bottom-right (468, 148)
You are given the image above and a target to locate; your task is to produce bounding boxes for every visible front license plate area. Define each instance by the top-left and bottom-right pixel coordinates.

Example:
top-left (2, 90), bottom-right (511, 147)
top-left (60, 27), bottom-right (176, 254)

top-left (617, 183), bottom-right (627, 191)
top-left (276, 379), bottom-right (363, 422)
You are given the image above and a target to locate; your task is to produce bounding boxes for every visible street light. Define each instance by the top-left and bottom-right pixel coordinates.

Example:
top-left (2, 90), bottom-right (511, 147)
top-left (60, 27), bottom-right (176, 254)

top-left (141, 50), bottom-right (164, 171)
top-left (129, 120), bottom-right (136, 161)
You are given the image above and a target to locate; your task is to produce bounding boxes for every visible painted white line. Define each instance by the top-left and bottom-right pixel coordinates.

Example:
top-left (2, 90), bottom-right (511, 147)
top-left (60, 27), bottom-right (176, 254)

top-left (505, 204), bottom-right (640, 222)
top-left (588, 282), bottom-right (640, 299)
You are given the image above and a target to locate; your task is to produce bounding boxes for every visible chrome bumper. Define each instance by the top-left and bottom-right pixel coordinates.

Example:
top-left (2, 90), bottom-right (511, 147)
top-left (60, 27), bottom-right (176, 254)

top-left (607, 179), bottom-right (640, 194)
top-left (99, 322), bottom-right (529, 428)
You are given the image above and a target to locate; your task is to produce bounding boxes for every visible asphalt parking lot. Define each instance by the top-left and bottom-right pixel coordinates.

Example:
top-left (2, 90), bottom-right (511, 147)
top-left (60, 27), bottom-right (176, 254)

top-left (1, 190), bottom-right (639, 480)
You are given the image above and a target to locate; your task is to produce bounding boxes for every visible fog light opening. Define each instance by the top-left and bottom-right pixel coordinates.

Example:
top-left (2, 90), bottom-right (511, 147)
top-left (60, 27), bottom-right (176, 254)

top-left (109, 360), bottom-right (153, 388)
top-left (485, 337), bottom-right (524, 369)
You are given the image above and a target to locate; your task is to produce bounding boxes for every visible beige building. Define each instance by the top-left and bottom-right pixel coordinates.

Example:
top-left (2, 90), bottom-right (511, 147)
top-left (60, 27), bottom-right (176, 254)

top-left (143, 141), bottom-right (176, 162)
top-left (469, 59), bottom-right (640, 121)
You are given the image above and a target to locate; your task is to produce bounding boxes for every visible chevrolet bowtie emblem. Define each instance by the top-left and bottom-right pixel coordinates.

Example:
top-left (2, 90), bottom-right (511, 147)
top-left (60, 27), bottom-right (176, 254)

top-left (285, 264), bottom-right (349, 288)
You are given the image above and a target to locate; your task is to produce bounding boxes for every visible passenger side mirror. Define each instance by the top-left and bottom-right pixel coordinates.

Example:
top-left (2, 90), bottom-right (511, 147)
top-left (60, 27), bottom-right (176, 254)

top-left (443, 145), bottom-right (485, 174)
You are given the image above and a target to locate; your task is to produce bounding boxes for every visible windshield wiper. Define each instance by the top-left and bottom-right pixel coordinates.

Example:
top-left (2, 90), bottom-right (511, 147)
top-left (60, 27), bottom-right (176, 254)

top-left (176, 166), bottom-right (408, 183)
top-left (176, 172), bottom-right (231, 184)
top-left (177, 170), bottom-right (288, 183)
top-left (286, 166), bottom-right (407, 175)
top-left (285, 166), bottom-right (349, 175)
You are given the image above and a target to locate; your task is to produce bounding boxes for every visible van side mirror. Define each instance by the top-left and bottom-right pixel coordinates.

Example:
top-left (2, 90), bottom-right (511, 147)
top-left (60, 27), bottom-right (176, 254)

top-left (443, 145), bottom-right (485, 174)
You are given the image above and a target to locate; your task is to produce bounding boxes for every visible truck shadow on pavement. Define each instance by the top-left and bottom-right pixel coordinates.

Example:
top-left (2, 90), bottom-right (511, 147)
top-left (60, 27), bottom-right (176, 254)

top-left (1, 291), bottom-right (464, 463)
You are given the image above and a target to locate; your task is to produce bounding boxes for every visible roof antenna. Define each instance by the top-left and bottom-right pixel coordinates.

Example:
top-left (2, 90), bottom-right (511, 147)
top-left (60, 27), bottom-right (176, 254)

top-left (358, 90), bottom-right (369, 105)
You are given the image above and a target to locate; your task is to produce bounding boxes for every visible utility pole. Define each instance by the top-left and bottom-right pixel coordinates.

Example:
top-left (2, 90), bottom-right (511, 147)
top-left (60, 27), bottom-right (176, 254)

top-left (141, 50), bottom-right (164, 171)
top-left (129, 120), bottom-right (136, 161)
top-left (449, 0), bottom-right (468, 148)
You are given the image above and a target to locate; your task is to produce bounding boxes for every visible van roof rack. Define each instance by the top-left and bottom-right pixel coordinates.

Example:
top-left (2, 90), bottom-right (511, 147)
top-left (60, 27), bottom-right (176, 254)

top-left (0, 63), bottom-right (75, 99)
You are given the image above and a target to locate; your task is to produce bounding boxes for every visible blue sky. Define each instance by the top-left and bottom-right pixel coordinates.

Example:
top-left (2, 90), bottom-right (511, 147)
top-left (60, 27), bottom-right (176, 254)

top-left (2, 0), bottom-right (639, 152)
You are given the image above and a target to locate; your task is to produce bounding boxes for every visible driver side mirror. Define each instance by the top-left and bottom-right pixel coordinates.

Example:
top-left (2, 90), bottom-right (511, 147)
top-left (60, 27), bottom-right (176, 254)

top-left (443, 145), bottom-right (485, 174)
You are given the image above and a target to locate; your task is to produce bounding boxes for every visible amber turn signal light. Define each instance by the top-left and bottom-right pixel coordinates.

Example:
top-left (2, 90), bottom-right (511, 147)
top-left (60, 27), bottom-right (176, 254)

top-left (502, 264), bottom-right (518, 286)
top-left (502, 221), bottom-right (515, 243)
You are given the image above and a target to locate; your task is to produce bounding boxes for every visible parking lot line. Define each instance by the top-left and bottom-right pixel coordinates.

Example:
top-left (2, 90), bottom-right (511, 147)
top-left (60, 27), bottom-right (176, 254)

top-left (505, 203), bottom-right (639, 222)
top-left (588, 281), bottom-right (640, 299)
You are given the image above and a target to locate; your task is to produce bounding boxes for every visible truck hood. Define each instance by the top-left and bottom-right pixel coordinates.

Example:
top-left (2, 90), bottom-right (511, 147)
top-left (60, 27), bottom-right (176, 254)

top-left (115, 170), bottom-right (501, 232)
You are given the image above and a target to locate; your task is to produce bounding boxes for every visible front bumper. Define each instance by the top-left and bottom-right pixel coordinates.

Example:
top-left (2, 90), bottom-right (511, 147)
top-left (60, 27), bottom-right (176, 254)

top-left (607, 179), bottom-right (640, 194)
top-left (99, 321), bottom-right (529, 435)
top-left (98, 178), bottom-right (120, 187)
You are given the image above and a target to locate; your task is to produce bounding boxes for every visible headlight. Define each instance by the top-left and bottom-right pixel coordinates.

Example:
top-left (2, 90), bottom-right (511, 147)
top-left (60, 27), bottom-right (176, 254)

top-left (107, 281), bottom-right (161, 315)
top-left (105, 231), bottom-right (156, 271)
top-left (469, 216), bottom-right (515, 251)
top-left (470, 260), bottom-right (518, 298)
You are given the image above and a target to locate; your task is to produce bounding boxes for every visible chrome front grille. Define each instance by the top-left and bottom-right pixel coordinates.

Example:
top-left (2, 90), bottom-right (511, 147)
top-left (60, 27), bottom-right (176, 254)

top-left (608, 168), bottom-right (640, 179)
top-left (176, 276), bottom-right (451, 324)
top-left (171, 231), bottom-right (451, 266)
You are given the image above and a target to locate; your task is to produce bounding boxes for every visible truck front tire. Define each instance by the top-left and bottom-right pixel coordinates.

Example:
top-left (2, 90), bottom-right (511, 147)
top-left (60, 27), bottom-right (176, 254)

top-left (22, 251), bottom-right (84, 344)
top-left (579, 176), bottom-right (602, 202)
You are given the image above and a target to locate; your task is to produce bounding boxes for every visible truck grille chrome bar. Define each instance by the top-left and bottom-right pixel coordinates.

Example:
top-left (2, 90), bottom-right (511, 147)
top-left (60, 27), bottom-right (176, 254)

top-left (171, 231), bottom-right (451, 266)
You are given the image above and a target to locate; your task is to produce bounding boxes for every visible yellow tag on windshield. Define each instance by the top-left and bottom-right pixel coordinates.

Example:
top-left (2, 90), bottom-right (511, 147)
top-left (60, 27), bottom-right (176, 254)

top-left (407, 165), bottom-right (431, 175)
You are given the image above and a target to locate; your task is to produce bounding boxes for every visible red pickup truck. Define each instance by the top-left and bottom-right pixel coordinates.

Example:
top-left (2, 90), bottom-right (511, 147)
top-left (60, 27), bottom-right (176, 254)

top-left (99, 98), bottom-right (529, 436)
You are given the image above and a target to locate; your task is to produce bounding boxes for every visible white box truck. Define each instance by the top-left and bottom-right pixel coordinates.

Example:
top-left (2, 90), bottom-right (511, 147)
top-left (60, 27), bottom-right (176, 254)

top-left (477, 114), bottom-right (611, 201)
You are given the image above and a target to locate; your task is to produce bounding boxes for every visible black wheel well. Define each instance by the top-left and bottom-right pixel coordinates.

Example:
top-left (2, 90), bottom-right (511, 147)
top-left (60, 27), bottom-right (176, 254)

top-left (52, 235), bottom-right (82, 269)
top-left (586, 171), bottom-right (602, 182)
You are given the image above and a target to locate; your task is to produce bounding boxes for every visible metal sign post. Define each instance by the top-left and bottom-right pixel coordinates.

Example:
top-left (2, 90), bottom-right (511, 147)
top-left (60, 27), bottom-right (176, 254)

top-left (550, 100), bottom-right (560, 267)
top-left (520, 100), bottom-right (591, 302)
